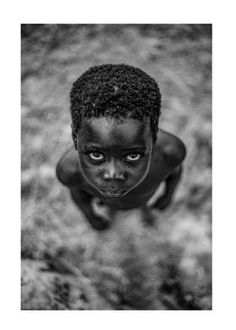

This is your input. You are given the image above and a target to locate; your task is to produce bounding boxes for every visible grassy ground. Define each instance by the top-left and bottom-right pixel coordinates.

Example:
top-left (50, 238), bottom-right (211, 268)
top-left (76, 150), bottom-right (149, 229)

top-left (21, 24), bottom-right (212, 310)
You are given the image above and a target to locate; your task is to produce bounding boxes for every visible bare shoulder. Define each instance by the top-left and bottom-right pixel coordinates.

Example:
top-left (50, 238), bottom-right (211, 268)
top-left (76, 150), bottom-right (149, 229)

top-left (56, 146), bottom-right (83, 187)
top-left (155, 129), bottom-right (187, 166)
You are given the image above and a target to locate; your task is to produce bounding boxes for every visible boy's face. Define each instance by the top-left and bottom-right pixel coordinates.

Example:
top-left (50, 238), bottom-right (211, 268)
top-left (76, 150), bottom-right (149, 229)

top-left (76, 116), bottom-right (153, 199)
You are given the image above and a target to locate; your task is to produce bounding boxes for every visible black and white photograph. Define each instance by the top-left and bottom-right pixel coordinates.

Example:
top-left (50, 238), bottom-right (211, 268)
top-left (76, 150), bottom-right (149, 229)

top-left (21, 24), bottom-right (212, 310)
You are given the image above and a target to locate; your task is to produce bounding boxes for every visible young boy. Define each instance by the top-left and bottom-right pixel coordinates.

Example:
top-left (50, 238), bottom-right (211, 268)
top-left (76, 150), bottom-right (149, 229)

top-left (56, 64), bottom-right (186, 230)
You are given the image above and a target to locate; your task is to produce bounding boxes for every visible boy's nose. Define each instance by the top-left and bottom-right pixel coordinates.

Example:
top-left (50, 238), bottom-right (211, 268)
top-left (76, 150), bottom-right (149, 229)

top-left (102, 160), bottom-right (125, 181)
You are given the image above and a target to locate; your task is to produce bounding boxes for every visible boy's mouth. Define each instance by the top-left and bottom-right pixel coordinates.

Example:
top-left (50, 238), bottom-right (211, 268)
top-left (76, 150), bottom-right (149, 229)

top-left (100, 189), bottom-right (126, 199)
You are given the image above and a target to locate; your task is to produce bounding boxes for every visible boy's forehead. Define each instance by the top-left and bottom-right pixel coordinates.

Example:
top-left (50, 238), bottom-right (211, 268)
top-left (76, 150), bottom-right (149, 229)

top-left (79, 117), bottom-right (151, 146)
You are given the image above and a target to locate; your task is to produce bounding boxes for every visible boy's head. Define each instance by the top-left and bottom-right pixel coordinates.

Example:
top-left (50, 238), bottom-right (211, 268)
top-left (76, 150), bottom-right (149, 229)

top-left (70, 64), bottom-right (161, 149)
top-left (70, 64), bottom-right (162, 199)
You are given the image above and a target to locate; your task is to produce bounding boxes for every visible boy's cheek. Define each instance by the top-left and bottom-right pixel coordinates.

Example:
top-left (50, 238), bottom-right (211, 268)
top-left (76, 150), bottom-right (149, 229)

top-left (78, 157), bottom-right (95, 177)
top-left (77, 157), bottom-right (106, 185)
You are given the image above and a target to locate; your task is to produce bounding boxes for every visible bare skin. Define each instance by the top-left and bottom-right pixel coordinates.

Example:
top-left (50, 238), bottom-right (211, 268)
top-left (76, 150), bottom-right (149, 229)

top-left (56, 117), bottom-right (186, 230)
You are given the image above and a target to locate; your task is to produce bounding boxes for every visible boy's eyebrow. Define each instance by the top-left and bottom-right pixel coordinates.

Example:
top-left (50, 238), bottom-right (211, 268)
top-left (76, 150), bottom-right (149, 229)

top-left (80, 145), bottom-right (148, 151)
top-left (122, 146), bottom-right (148, 151)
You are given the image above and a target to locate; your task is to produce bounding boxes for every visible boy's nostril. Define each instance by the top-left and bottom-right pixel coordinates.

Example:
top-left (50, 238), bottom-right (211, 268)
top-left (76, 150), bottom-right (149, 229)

top-left (103, 171), bottom-right (125, 181)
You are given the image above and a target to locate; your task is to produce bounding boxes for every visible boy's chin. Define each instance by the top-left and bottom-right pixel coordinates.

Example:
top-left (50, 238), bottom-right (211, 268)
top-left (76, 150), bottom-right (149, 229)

top-left (94, 181), bottom-right (145, 200)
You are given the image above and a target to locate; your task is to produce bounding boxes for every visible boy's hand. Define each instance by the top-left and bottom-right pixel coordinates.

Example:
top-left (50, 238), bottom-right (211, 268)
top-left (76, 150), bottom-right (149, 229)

top-left (154, 194), bottom-right (172, 210)
top-left (88, 215), bottom-right (111, 231)
top-left (90, 198), bottom-right (111, 230)
top-left (70, 188), bottom-right (111, 231)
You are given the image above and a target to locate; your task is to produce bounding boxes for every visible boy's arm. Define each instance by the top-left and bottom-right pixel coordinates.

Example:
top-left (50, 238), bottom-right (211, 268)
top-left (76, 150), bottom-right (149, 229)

top-left (56, 147), bottom-right (81, 187)
top-left (56, 148), bottom-right (110, 230)
top-left (153, 131), bottom-right (186, 210)
top-left (154, 165), bottom-right (183, 210)
top-left (69, 187), bottom-right (110, 230)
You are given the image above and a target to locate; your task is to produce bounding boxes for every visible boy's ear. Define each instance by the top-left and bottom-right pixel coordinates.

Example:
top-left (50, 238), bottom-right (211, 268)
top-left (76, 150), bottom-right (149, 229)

top-left (71, 124), bottom-right (78, 150)
top-left (75, 133), bottom-right (80, 151)
top-left (156, 127), bottom-right (159, 140)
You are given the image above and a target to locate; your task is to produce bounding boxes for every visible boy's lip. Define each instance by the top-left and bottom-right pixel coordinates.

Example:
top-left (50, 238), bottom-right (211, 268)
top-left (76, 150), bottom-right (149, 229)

top-left (100, 189), bottom-right (125, 198)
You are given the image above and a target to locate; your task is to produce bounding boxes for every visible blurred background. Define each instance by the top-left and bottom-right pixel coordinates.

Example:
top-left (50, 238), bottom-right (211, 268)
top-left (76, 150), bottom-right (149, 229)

top-left (21, 24), bottom-right (212, 310)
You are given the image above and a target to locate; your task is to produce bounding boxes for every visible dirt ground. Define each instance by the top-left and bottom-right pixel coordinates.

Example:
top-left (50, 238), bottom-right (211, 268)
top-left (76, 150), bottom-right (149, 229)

top-left (21, 24), bottom-right (212, 310)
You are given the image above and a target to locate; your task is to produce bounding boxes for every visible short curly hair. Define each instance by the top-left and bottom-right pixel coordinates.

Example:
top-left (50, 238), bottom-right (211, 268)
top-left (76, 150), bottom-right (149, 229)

top-left (70, 64), bottom-right (161, 149)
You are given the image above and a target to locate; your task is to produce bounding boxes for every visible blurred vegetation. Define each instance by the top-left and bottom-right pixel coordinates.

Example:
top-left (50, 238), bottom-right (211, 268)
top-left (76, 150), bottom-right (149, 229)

top-left (21, 24), bottom-right (212, 310)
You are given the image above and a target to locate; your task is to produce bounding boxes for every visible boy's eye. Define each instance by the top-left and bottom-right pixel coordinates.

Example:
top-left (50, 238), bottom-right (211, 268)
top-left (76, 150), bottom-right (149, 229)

top-left (88, 152), bottom-right (104, 161)
top-left (125, 153), bottom-right (142, 162)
